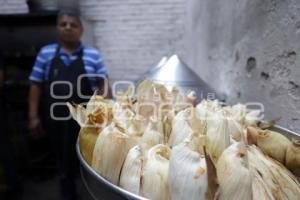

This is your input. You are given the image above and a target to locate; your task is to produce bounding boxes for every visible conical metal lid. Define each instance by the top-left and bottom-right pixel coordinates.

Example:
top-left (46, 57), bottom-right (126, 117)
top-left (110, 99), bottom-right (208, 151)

top-left (136, 55), bottom-right (223, 101)
top-left (148, 55), bottom-right (206, 85)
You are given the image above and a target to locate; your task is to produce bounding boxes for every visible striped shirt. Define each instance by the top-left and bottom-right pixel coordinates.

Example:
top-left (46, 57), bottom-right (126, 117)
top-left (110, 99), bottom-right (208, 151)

top-left (29, 43), bottom-right (108, 90)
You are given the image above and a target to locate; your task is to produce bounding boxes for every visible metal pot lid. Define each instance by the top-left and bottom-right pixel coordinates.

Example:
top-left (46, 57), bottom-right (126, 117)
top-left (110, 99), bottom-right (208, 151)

top-left (136, 55), bottom-right (225, 101)
top-left (147, 55), bottom-right (209, 86)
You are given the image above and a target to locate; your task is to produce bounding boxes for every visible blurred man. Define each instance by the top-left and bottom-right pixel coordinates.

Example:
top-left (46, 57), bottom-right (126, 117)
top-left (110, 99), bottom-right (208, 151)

top-left (28, 10), bottom-right (110, 200)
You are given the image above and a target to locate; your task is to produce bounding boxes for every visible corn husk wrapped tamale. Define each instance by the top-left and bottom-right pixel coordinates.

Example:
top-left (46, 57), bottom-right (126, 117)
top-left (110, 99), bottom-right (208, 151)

top-left (113, 104), bottom-right (135, 131)
top-left (256, 129), bottom-right (291, 163)
top-left (169, 135), bottom-right (207, 200)
top-left (246, 126), bottom-right (259, 145)
top-left (168, 87), bottom-right (195, 113)
top-left (230, 104), bottom-right (261, 126)
top-left (67, 97), bottom-right (113, 164)
top-left (135, 80), bottom-right (169, 120)
top-left (136, 80), bottom-right (169, 102)
top-left (136, 80), bottom-right (195, 121)
top-left (227, 118), bottom-right (244, 141)
top-left (168, 108), bottom-right (194, 147)
top-left (216, 142), bottom-right (252, 200)
top-left (92, 123), bottom-right (134, 185)
top-left (142, 117), bottom-right (164, 146)
top-left (125, 114), bottom-right (146, 136)
top-left (206, 111), bottom-right (231, 165)
top-left (119, 145), bottom-right (145, 194)
top-left (248, 145), bottom-right (300, 199)
top-left (77, 123), bottom-right (100, 165)
top-left (196, 100), bottom-right (221, 120)
top-left (141, 144), bottom-right (170, 200)
top-left (168, 107), bottom-right (204, 147)
top-left (286, 139), bottom-right (300, 178)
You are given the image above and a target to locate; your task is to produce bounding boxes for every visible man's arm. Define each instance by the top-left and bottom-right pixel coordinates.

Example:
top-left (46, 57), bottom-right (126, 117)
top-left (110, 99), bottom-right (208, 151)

top-left (28, 46), bottom-right (48, 136)
top-left (28, 83), bottom-right (41, 120)
top-left (28, 83), bottom-right (43, 137)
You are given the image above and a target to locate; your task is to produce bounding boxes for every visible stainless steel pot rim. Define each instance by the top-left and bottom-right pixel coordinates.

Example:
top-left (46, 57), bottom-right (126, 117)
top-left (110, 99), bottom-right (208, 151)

top-left (76, 140), bottom-right (149, 200)
top-left (270, 125), bottom-right (300, 139)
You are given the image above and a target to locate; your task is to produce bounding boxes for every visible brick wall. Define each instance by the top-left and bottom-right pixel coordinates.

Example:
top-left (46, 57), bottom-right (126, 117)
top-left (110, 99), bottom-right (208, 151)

top-left (80, 0), bottom-right (187, 83)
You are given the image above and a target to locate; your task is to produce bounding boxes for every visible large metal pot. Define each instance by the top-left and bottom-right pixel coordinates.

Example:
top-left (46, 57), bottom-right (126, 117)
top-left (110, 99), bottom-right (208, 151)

top-left (77, 125), bottom-right (300, 200)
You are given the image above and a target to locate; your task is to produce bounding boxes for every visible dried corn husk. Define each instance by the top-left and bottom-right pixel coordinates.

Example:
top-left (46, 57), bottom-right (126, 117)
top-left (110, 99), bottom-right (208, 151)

top-left (186, 90), bottom-right (197, 106)
top-left (141, 144), bottom-right (170, 200)
top-left (67, 94), bottom-right (113, 129)
top-left (86, 93), bottom-right (114, 115)
top-left (92, 123), bottom-right (133, 185)
top-left (258, 118), bottom-right (281, 129)
top-left (196, 99), bottom-right (221, 121)
top-left (136, 79), bottom-right (168, 102)
top-left (169, 136), bottom-right (207, 200)
top-left (169, 107), bottom-right (205, 147)
top-left (114, 85), bottom-right (135, 109)
top-left (135, 80), bottom-right (169, 119)
top-left (188, 108), bottom-right (205, 135)
top-left (163, 114), bottom-right (172, 143)
top-left (246, 126), bottom-right (259, 145)
top-left (78, 123), bottom-right (100, 165)
top-left (86, 104), bottom-right (114, 137)
top-left (67, 102), bottom-right (111, 165)
top-left (286, 139), bottom-right (300, 177)
top-left (227, 104), bottom-right (261, 126)
top-left (206, 111), bottom-right (231, 165)
top-left (125, 114), bottom-right (147, 137)
top-left (257, 129), bottom-right (291, 163)
top-left (113, 106), bottom-right (135, 131)
top-left (228, 119), bottom-right (243, 141)
top-left (251, 169), bottom-right (275, 200)
top-left (248, 145), bottom-right (300, 200)
top-left (216, 142), bottom-right (252, 200)
top-left (67, 103), bottom-right (87, 126)
top-left (142, 117), bottom-right (164, 147)
top-left (168, 108), bottom-right (194, 147)
top-left (203, 146), bottom-right (219, 200)
top-left (120, 145), bottom-right (145, 194)
top-left (229, 104), bottom-right (246, 123)
top-left (136, 80), bottom-right (194, 120)
top-left (123, 114), bottom-right (147, 148)
top-left (168, 87), bottom-right (194, 113)
top-left (245, 110), bottom-right (262, 126)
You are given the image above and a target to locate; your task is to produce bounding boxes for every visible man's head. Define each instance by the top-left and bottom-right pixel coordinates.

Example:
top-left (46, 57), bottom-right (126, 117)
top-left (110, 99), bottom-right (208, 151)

top-left (56, 10), bottom-right (83, 45)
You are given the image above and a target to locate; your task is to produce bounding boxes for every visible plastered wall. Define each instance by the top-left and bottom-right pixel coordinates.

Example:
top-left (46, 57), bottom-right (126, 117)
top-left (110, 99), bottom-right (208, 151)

top-left (185, 0), bottom-right (300, 131)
